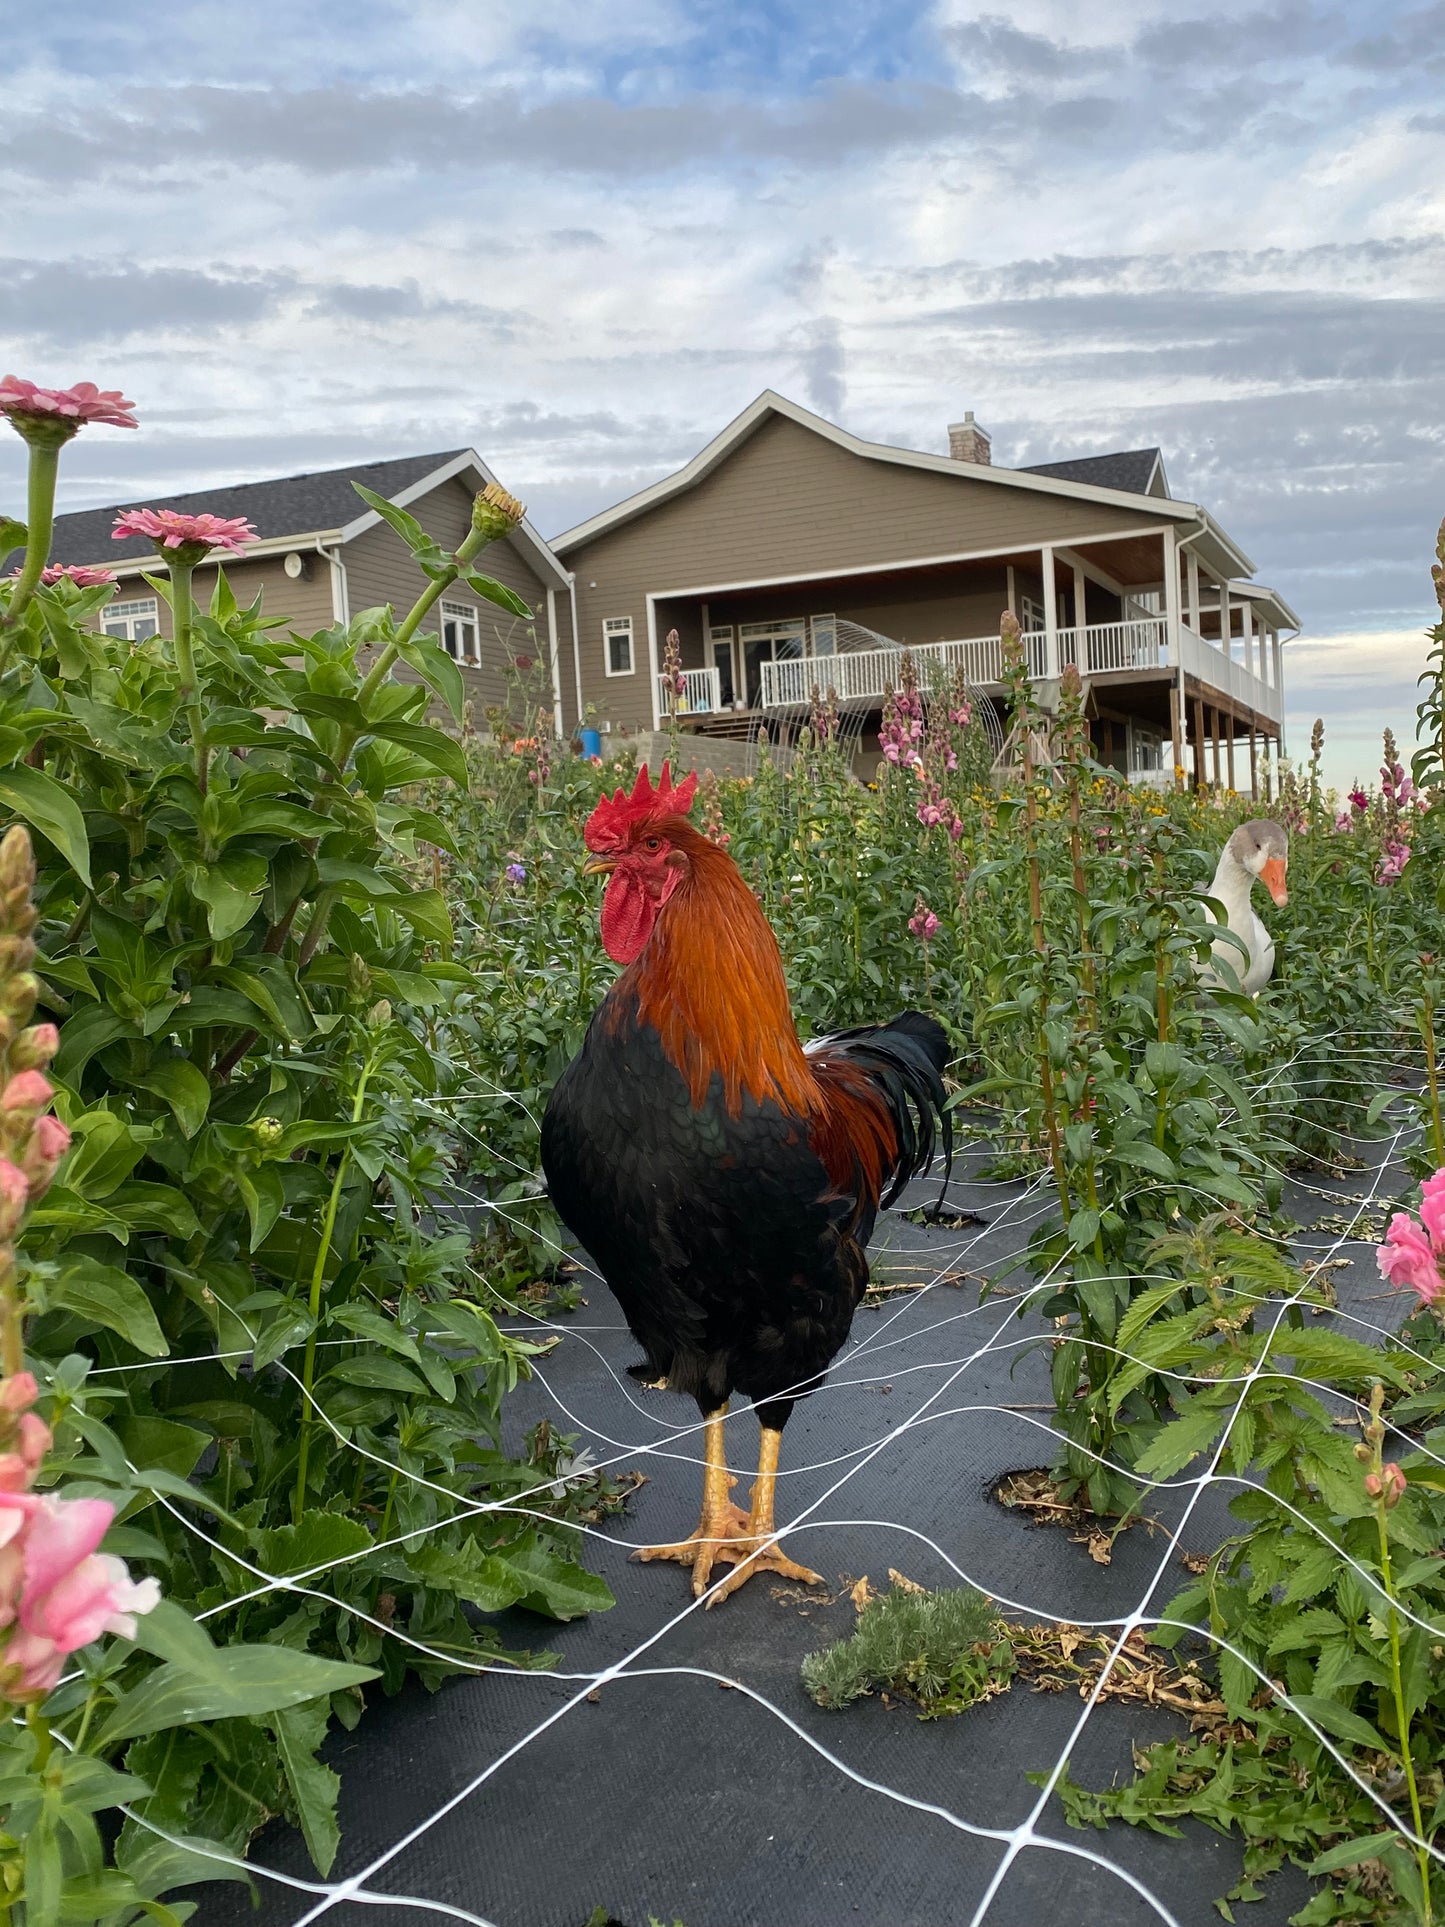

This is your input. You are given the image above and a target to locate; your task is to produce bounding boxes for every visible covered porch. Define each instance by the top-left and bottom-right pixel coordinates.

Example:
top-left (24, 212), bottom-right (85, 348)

top-left (647, 526), bottom-right (1292, 789)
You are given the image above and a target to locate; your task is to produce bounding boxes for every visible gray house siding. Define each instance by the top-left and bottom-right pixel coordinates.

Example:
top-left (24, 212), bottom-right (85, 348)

top-left (344, 478), bottom-right (552, 722)
top-left (558, 413), bottom-right (1171, 734)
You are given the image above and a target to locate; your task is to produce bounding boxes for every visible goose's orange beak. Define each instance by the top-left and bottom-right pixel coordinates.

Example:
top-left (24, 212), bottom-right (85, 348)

top-left (1260, 856), bottom-right (1288, 906)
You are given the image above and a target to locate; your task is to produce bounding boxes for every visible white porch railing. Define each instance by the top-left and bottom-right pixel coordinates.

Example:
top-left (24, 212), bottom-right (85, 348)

top-left (656, 665), bottom-right (722, 717)
top-left (757, 616), bottom-right (1281, 724)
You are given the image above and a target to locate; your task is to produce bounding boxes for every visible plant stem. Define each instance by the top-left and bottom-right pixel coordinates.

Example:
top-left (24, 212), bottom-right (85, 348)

top-left (2, 441), bottom-right (60, 633)
top-left (167, 554), bottom-right (208, 796)
top-left (292, 1046), bottom-right (378, 1522)
top-left (1375, 1497), bottom-right (1433, 1923)
top-left (1420, 980), bottom-right (1445, 1169)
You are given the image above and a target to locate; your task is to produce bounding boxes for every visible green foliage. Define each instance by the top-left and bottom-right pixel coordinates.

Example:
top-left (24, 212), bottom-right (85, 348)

top-left (801, 1584), bottom-right (1013, 1714)
top-left (0, 461), bottom-right (616, 1909)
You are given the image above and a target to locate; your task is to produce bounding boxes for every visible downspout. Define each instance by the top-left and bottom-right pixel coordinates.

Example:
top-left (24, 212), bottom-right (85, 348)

top-left (315, 539), bottom-right (348, 625)
top-left (545, 588), bottom-right (564, 737)
top-left (568, 573), bottom-right (584, 733)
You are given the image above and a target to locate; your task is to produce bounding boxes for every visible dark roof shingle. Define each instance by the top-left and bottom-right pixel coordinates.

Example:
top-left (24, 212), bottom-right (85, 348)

top-left (48, 449), bottom-right (466, 565)
top-left (1017, 448), bottom-right (1163, 496)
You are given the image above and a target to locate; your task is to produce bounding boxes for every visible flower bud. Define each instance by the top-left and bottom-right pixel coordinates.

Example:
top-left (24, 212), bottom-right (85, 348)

top-left (1353, 1441), bottom-right (1372, 1462)
top-left (17, 1414), bottom-right (48, 1470)
top-left (0, 1159), bottom-right (27, 1237)
top-left (0, 1070), bottom-right (50, 1114)
top-left (252, 1117), bottom-right (284, 1149)
top-left (471, 481), bottom-right (526, 544)
top-left (1365, 1462), bottom-right (1408, 1508)
top-left (0, 1374), bottom-right (37, 1415)
top-left (10, 1024), bottom-right (58, 1070)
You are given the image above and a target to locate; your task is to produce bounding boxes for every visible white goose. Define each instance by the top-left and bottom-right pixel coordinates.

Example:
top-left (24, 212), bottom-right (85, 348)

top-left (1198, 819), bottom-right (1289, 996)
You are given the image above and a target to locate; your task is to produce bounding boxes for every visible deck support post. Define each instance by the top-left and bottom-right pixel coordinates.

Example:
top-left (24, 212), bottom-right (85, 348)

top-left (1226, 709), bottom-right (1236, 793)
top-left (1192, 694), bottom-right (1206, 791)
top-left (1249, 727), bottom-right (1258, 801)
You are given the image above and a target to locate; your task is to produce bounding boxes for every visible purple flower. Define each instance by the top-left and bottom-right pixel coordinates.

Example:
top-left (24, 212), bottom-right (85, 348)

top-left (505, 862), bottom-right (526, 884)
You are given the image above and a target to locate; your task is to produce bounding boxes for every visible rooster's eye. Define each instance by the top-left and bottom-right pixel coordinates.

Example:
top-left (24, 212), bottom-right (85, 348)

top-left (643, 835), bottom-right (662, 851)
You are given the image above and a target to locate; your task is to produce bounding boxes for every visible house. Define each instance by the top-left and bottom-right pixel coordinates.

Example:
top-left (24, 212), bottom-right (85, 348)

top-left (552, 393), bottom-right (1298, 795)
top-left (42, 449), bottom-right (574, 730)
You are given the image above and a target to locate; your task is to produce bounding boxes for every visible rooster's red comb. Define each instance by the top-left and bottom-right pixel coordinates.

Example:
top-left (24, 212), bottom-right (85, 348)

top-left (584, 760), bottom-right (699, 852)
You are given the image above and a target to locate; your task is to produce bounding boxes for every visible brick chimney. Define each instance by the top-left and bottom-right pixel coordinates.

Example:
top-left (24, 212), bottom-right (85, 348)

top-left (947, 410), bottom-right (992, 465)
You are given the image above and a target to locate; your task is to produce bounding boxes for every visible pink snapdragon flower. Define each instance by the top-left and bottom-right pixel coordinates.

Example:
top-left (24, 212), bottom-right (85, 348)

top-left (1348, 786), bottom-right (1369, 814)
top-left (1377, 835), bottom-right (1411, 885)
top-left (112, 508), bottom-right (257, 555)
top-left (0, 1070), bottom-right (52, 1114)
top-left (1334, 807), bottom-right (1354, 832)
top-left (1378, 1171), bottom-right (1445, 1305)
top-left (909, 898), bottom-right (940, 943)
top-left (1364, 1462), bottom-right (1407, 1507)
top-left (0, 378), bottom-right (137, 437)
top-left (0, 1493), bottom-right (159, 1700)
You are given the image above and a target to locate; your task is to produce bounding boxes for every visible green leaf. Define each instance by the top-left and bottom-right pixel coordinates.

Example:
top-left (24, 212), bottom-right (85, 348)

top-left (50, 1259), bottom-right (168, 1358)
top-left (396, 633), bottom-right (465, 722)
top-left (462, 569), bottom-right (531, 618)
top-left (1110, 1139), bottom-right (1179, 1183)
top-left (273, 1699), bottom-right (342, 1875)
top-left (1306, 1831), bottom-right (1405, 1876)
top-left (0, 762), bottom-right (91, 886)
top-left (1287, 1692), bottom-right (1392, 1754)
top-left (351, 482), bottom-right (430, 553)
top-left (362, 719), bottom-right (467, 788)
top-left (114, 1415), bottom-right (209, 1482)
top-left (1132, 1402), bottom-right (1227, 1480)
top-left (254, 1511), bottom-right (372, 1579)
top-left (96, 1647), bottom-right (378, 1746)
top-left (503, 1534), bottom-right (616, 1621)
top-left (131, 1059), bottom-right (211, 1138)
top-left (0, 517), bottom-right (26, 554)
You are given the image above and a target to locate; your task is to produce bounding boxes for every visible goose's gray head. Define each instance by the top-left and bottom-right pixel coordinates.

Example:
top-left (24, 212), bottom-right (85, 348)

top-left (1226, 819), bottom-right (1289, 905)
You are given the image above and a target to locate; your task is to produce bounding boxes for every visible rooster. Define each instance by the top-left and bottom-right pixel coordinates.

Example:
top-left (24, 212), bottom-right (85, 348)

top-left (541, 764), bottom-right (951, 1605)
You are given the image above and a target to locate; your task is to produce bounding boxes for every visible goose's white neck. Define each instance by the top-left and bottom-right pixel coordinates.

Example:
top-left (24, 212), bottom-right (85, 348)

top-left (1208, 848), bottom-right (1257, 914)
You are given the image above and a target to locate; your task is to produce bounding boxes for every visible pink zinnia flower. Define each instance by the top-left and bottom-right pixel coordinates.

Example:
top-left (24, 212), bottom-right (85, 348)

top-left (1378, 1212), bottom-right (1443, 1303)
top-left (0, 377), bottom-right (137, 434)
top-left (112, 507), bottom-right (257, 555)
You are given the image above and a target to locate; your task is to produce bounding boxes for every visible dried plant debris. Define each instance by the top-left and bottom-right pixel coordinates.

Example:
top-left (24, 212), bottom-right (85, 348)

top-left (991, 1466), bottom-right (1154, 1548)
top-left (860, 1257), bottom-right (985, 1307)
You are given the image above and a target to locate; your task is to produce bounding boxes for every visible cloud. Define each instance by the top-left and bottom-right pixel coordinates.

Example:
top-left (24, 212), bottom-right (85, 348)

top-left (0, 259), bottom-right (294, 344)
top-left (799, 317), bottom-right (846, 417)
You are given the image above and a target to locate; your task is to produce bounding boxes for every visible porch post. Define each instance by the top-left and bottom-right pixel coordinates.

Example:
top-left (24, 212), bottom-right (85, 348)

top-left (1162, 527), bottom-right (1181, 669)
top-left (1072, 560), bottom-right (1086, 669)
top-left (1241, 597), bottom-right (1255, 682)
top-left (1218, 581), bottom-right (1231, 663)
top-left (1041, 545), bottom-right (1059, 681)
top-left (1187, 550), bottom-right (1201, 633)
top-left (646, 595), bottom-right (661, 731)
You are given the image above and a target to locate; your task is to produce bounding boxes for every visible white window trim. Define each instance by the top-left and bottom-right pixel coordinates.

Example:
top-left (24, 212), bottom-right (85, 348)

top-left (101, 596), bottom-right (160, 642)
top-left (441, 599), bottom-right (481, 666)
top-left (603, 615), bottom-right (635, 677)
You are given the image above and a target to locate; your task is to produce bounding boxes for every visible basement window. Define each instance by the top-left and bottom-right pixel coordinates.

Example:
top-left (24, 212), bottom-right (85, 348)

top-left (604, 616), bottom-right (634, 676)
top-left (102, 597), bottom-right (159, 642)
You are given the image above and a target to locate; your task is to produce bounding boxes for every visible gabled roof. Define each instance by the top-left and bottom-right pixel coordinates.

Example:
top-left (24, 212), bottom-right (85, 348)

top-left (52, 451), bottom-right (464, 565)
top-left (1021, 448), bottom-right (1169, 499)
top-left (553, 390), bottom-right (1216, 558)
top-left (45, 448), bottom-right (572, 590)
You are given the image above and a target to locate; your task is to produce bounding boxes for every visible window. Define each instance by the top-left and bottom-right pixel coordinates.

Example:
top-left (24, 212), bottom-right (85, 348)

top-left (441, 600), bottom-right (480, 665)
top-left (604, 616), bottom-right (633, 676)
top-left (709, 624), bottom-right (736, 706)
top-left (102, 596), bottom-right (159, 642)
top-left (1019, 594), bottom-right (1045, 633)
top-left (809, 614), bottom-right (837, 656)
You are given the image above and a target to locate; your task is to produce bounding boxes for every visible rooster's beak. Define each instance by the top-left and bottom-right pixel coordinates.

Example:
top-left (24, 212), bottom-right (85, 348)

top-left (1260, 856), bottom-right (1288, 906)
top-left (583, 856), bottom-right (618, 877)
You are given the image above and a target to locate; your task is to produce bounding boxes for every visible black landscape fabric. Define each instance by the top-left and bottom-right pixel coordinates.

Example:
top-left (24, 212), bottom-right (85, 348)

top-left (199, 1141), bottom-right (1405, 1927)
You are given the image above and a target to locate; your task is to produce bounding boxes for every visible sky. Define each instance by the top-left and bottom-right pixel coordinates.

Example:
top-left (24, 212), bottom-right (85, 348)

top-left (2, 0), bottom-right (1443, 788)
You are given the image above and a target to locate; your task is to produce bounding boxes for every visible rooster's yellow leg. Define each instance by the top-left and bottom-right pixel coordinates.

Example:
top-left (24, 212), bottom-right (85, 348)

top-left (704, 1424), bottom-right (825, 1607)
top-left (632, 1410), bottom-right (751, 1596)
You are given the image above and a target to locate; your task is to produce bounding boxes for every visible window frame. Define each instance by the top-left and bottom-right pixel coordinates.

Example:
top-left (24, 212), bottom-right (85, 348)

top-left (440, 599), bottom-right (481, 666)
top-left (101, 596), bottom-right (160, 642)
top-left (603, 616), bottom-right (634, 677)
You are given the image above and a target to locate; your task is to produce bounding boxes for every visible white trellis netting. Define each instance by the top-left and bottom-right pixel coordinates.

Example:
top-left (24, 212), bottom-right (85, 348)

top-left (45, 1017), bottom-right (1443, 1926)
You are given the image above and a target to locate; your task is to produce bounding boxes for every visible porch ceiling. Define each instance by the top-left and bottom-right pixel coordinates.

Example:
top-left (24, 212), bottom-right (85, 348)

top-left (691, 552), bottom-right (1023, 612)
